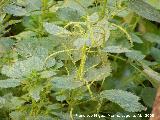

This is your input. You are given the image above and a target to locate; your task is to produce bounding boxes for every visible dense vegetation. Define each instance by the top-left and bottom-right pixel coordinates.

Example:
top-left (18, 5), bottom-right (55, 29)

top-left (0, 0), bottom-right (160, 119)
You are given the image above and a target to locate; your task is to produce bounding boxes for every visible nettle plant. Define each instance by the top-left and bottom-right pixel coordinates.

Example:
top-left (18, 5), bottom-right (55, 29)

top-left (0, 0), bottom-right (160, 119)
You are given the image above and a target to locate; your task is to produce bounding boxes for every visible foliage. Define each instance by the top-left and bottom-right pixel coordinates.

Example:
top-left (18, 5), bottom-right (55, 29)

top-left (0, 0), bottom-right (160, 119)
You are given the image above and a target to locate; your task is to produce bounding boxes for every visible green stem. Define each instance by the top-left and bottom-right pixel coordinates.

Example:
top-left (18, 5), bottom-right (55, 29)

top-left (42, 0), bottom-right (48, 19)
top-left (45, 49), bottom-right (78, 63)
top-left (78, 45), bottom-right (87, 80)
top-left (38, 0), bottom-right (48, 36)
top-left (70, 107), bottom-right (74, 120)
top-left (77, 45), bottom-right (94, 98)
top-left (101, 0), bottom-right (107, 19)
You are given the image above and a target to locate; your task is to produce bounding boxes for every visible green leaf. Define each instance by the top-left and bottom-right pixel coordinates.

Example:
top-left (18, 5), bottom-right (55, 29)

top-left (143, 33), bottom-right (160, 44)
top-left (43, 22), bottom-right (70, 35)
top-left (1, 56), bottom-right (44, 78)
top-left (130, 33), bottom-right (143, 43)
top-left (10, 111), bottom-right (25, 120)
top-left (51, 76), bottom-right (83, 90)
top-left (73, 38), bottom-right (91, 49)
top-left (10, 97), bottom-right (25, 109)
top-left (0, 97), bottom-right (5, 108)
top-left (151, 47), bottom-right (160, 62)
top-left (55, 93), bottom-right (67, 102)
top-left (45, 57), bottom-right (56, 68)
top-left (25, 0), bottom-right (42, 11)
top-left (103, 46), bottom-right (131, 53)
top-left (40, 70), bottom-right (56, 78)
top-left (85, 55), bottom-right (101, 68)
top-left (78, 0), bottom-right (94, 8)
top-left (129, 0), bottom-right (160, 23)
top-left (23, 56), bottom-right (44, 71)
top-left (141, 87), bottom-right (156, 107)
top-left (100, 89), bottom-right (146, 112)
top-left (29, 85), bottom-right (43, 102)
top-left (13, 31), bottom-right (36, 40)
top-left (57, 7), bottom-right (82, 21)
top-left (16, 37), bottom-right (55, 58)
top-left (125, 50), bottom-right (145, 61)
top-left (3, 4), bottom-right (27, 16)
top-left (54, 60), bottom-right (64, 69)
top-left (63, 0), bottom-right (86, 16)
top-left (47, 103), bottom-right (62, 110)
top-left (16, 38), bottom-right (38, 57)
top-left (0, 79), bottom-right (21, 88)
top-left (33, 47), bottom-right (48, 60)
top-left (85, 63), bottom-right (111, 81)
top-left (0, 13), bottom-right (5, 22)
top-left (92, 19), bottom-right (110, 46)
top-left (88, 12), bottom-right (99, 22)
top-left (143, 0), bottom-right (160, 10)
top-left (0, 37), bottom-right (14, 53)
